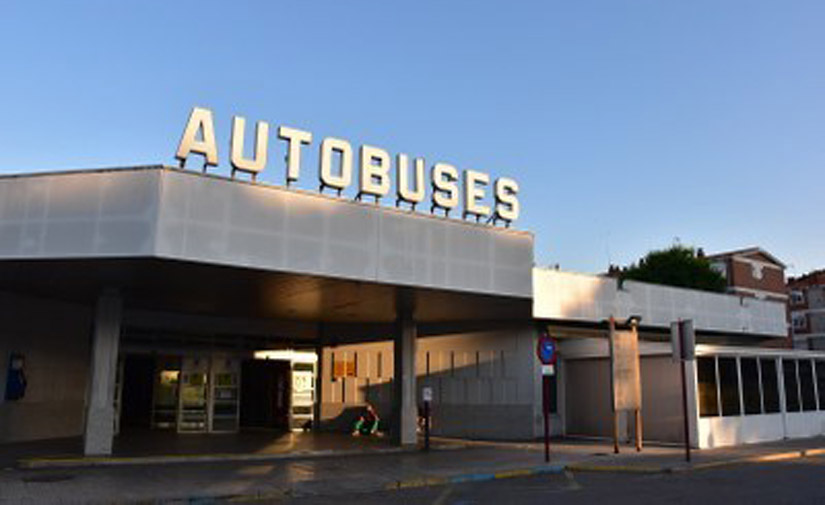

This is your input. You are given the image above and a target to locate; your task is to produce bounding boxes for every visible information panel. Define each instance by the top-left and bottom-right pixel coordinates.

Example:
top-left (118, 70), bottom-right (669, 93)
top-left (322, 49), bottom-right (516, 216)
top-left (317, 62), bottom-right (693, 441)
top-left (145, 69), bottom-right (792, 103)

top-left (610, 321), bottom-right (642, 411)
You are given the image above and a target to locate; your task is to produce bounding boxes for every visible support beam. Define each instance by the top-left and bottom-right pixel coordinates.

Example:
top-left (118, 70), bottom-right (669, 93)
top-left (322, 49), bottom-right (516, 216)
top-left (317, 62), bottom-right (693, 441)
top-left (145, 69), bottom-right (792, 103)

top-left (393, 291), bottom-right (418, 446)
top-left (83, 291), bottom-right (122, 456)
top-left (314, 341), bottom-right (324, 430)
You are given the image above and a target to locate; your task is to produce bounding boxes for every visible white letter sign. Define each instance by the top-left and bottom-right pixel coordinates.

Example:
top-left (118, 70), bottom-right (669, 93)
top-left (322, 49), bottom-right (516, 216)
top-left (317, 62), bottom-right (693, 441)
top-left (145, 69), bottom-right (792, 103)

top-left (174, 106), bottom-right (522, 225)
top-left (230, 116), bottom-right (269, 180)
top-left (359, 145), bottom-right (391, 200)
top-left (319, 137), bottom-right (353, 193)
top-left (176, 107), bottom-right (218, 169)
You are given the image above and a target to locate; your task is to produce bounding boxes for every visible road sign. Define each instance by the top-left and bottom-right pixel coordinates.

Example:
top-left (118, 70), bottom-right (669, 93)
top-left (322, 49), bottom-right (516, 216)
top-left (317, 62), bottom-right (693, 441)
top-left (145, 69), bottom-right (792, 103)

top-left (537, 334), bottom-right (557, 365)
top-left (422, 386), bottom-right (433, 403)
top-left (670, 319), bottom-right (695, 463)
top-left (536, 332), bottom-right (558, 463)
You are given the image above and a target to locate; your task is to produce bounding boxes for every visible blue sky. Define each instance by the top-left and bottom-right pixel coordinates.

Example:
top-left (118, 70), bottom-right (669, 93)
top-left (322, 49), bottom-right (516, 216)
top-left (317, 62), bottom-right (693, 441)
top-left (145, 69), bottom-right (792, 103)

top-left (1, 1), bottom-right (822, 275)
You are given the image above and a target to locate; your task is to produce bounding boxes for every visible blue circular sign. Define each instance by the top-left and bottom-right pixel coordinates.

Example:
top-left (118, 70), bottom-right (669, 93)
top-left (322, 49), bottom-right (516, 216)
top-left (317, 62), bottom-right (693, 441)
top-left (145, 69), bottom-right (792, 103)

top-left (537, 335), bottom-right (557, 365)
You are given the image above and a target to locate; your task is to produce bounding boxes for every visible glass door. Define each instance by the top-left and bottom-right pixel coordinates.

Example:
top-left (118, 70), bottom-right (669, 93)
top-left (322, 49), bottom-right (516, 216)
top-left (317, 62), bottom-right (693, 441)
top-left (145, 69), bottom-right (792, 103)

top-left (210, 356), bottom-right (240, 433)
top-left (178, 357), bottom-right (209, 433)
top-left (152, 356), bottom-right (181, 430)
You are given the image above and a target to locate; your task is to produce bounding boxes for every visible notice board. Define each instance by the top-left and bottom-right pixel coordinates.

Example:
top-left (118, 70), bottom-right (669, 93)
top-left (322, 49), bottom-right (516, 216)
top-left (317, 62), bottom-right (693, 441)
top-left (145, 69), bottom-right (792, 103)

top-left (609, 321), bottom-right (642, 411)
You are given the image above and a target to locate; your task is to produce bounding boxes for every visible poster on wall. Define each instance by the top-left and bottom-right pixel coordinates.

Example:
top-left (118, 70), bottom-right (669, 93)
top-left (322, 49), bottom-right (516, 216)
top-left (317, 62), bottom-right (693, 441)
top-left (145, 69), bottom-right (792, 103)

top-left (332, 359), bottom-right (356, 379)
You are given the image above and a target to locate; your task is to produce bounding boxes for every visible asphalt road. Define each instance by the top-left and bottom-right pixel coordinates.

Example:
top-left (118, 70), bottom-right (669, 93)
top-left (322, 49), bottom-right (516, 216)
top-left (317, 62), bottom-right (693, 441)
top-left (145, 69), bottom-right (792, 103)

top-left (282, 455), bottom-right (825, 505)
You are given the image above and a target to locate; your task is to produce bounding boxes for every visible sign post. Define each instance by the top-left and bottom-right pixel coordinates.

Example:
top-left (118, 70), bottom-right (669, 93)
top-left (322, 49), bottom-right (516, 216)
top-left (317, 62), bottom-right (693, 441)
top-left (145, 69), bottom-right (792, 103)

top-left (536, 333), bottom-right (557, 463)
top-left (422, 386), bottom-right (433, 452)
top-left (671, 320), bottom-right (695, 462)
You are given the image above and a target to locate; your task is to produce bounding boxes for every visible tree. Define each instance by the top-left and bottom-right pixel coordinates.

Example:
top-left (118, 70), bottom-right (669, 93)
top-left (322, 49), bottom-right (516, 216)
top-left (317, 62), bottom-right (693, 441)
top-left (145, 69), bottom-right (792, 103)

top-left (619, 245), bottom-right (727, 293)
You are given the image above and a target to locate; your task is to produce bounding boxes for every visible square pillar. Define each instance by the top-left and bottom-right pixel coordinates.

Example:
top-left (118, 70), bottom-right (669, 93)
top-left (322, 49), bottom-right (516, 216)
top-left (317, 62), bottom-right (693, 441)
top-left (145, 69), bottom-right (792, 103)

top-left (83, 291), bottom-right (122, 456)
top-left (684, 359), bottom-right (700, 448)
top-left (393, 306), bottom-right (417, 446)
top-left (313, 342), bottom-right (324, 430)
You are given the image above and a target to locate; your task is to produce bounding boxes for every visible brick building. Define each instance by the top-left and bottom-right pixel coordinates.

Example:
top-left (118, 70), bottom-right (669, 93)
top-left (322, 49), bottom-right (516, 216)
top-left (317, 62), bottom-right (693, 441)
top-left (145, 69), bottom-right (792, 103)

top-left (706, 247), bottom-right (787, 303)
top-left (788, 270), bottom-right (825, 350)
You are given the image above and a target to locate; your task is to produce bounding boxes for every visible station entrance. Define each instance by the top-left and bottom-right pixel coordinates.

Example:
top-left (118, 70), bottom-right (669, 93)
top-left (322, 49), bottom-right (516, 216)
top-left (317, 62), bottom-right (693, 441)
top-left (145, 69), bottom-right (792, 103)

top-left (117, 350), bottom-right (316, 436)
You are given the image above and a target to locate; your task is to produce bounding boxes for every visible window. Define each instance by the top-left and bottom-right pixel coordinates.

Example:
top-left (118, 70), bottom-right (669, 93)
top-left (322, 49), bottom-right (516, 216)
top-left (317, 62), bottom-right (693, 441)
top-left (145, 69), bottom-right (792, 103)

top-left (718, 357), bottom-right (741, 416)
top-left (783, 359), bottom-right (801, 412)
top-left (790, 290), bottom-right (805, 306)
top-left (760, 359), bottom-right (780, 413)
top-left (710, 262), bottom-right (727, 278)
top-left (792, 314), bottom-right (807, 330)
top-left (741, 358), bottom-right (761, 415)
top-left (817, 361), bottom-right (825, 410)
top-left (697, 357), bottom-right (719, 417)
top-left (799, 360), bottom-right (817, 411)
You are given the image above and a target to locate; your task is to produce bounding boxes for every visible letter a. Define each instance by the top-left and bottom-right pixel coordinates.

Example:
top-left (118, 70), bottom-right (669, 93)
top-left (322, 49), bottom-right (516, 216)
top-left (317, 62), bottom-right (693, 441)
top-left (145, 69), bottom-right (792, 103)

top-left (175, 107), bottom-right (218, 170)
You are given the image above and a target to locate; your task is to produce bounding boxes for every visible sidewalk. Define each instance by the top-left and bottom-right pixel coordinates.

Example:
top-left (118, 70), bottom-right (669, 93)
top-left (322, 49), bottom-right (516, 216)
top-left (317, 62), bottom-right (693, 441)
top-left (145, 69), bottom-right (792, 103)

top-left (1, 436), bottom-right (823, 504)
top-left (563, 436), bottom-right (825, 473)
top-left (9, 431), bottom-right (402, 470)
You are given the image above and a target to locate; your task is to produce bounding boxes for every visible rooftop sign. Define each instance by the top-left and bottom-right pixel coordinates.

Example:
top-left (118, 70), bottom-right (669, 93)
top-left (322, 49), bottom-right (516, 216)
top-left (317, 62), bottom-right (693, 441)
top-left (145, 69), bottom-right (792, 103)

top-left (175, 107), bottom-right (520, 225)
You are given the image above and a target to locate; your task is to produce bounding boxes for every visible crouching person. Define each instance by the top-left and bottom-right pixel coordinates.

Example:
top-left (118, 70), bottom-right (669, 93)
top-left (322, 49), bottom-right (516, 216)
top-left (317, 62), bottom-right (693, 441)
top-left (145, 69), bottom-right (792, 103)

top-left (352, 403), bottom-right (380, 437)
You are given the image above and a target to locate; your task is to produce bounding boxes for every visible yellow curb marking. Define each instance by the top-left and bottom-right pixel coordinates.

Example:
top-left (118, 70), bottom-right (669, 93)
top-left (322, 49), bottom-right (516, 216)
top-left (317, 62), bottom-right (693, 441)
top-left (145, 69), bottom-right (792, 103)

top-left (494, 469), bottom-right (532, 479)
top-left (566, 463), bottom-right (663, 474)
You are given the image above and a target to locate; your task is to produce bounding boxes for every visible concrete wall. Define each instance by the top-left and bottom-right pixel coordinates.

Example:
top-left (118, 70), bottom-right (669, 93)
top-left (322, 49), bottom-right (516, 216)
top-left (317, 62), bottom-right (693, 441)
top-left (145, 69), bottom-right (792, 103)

top-left (319, 325), bottom-right (544, 440)
top-left (560, 338), bottom-right (693, 445)
top-left (534, 268), bottom-right (787, 338)
top-left (0, 291), bottom-right (92, 443)
top-left (319, 341), bottom-right (395, 431)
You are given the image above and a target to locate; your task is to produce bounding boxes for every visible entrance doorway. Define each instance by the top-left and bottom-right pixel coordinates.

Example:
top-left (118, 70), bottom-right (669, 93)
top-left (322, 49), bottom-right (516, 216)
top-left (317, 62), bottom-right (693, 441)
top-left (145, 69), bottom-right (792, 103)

top-left (117, 353), bottom-right (242, 434)
top-left (117, 353), bottom-right (305, 435)
top-left (120, 354), bottom-right (155, 429)
top-left (240, 359), bottom-right (291, 430)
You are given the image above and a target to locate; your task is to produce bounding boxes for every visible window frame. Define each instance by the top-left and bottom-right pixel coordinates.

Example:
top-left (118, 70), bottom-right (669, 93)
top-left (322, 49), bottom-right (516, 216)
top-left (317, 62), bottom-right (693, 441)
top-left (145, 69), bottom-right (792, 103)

top-left (718, 356), bottom-right (742, 417)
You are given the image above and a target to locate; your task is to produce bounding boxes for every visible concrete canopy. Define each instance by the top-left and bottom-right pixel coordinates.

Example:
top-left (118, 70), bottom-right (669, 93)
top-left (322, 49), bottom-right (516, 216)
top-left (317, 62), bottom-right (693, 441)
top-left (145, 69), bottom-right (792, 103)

top-left (0, 166), bottom-right (534, 340)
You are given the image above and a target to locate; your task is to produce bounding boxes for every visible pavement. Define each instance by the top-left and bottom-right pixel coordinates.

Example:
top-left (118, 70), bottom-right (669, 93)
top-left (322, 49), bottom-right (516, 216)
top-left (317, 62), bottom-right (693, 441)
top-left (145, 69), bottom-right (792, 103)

top-left (1, 435), bottom-right (824, 504)
top-left (290, 452), bottom-right (825, 505)
top-left (2, 430), bottom-right (397, 469)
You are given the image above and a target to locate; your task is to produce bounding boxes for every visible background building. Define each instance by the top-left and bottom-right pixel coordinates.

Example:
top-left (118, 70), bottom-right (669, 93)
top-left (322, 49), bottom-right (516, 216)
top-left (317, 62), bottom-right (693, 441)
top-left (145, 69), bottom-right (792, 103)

top-left (707, 247), bottom-right (788, 303)
top-left (788, 270), bottom-right (825, 350)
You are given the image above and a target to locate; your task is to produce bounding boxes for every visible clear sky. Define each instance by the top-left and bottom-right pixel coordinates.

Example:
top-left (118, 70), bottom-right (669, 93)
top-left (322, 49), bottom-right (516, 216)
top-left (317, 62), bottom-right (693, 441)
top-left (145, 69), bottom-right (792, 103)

top-left (1, 1), bottom-right (822, 276)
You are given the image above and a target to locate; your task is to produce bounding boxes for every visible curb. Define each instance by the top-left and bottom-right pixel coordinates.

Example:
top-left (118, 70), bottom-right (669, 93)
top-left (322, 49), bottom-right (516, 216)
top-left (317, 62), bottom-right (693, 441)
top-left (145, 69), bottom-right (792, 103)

top-left (565, 462), bottom-right (666, 474)
top-left (682, 447), bottom-right (825, 472)
top-left (566, 446), bottom-right (825, 475)
top-left (19, 446), bottom-right (414, 470)
top-left (385, 464), bottom-right (566, 491)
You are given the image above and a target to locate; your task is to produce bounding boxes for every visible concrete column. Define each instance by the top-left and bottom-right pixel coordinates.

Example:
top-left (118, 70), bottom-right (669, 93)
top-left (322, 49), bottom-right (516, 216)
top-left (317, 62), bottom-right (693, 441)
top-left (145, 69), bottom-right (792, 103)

top-left (313, 342), bottom-right (324, 430)
top-left (684, 359), bottom-right (700, 448)
top-left (0, 351), bottom-right (8, 407)
top-left (393, 303), bottom-right (418, 446)
top-left (83, 291), bottom-right (122, 456)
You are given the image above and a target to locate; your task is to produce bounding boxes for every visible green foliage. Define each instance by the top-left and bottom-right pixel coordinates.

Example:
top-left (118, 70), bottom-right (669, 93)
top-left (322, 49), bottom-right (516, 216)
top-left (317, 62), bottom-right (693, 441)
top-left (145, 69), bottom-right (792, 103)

top-left (620, 245), bottom-right (727, 293)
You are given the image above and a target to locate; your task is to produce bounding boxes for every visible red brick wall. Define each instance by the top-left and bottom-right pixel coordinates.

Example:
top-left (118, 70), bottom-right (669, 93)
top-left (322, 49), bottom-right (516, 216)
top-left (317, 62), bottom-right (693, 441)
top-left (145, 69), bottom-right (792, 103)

top-left (728, 259), bottom-right (785, 294)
